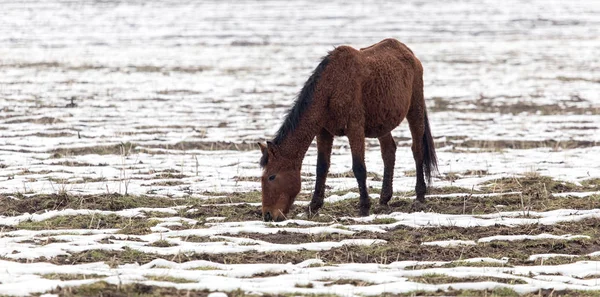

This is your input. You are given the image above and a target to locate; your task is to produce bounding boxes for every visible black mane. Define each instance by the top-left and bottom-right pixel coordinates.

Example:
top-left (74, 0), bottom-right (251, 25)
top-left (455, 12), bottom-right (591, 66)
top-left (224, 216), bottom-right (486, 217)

top-left (272, 54), bottom-right (330, 145)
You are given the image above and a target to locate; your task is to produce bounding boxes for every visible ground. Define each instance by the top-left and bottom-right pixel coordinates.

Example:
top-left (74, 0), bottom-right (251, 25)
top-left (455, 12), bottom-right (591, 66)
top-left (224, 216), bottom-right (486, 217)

top-left (1, 0), bottom-right (600, 296)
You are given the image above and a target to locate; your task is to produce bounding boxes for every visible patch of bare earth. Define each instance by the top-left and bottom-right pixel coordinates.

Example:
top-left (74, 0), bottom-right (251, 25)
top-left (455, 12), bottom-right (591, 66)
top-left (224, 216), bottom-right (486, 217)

top-left (3, 216), bottom-right (597, 268)
top-left (430, 96), bottom-right (600, 116)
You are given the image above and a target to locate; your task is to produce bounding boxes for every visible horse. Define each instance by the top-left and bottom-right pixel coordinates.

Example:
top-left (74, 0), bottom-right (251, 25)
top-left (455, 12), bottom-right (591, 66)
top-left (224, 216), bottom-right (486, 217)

top-left (258, 38), bottom-right (437, 222)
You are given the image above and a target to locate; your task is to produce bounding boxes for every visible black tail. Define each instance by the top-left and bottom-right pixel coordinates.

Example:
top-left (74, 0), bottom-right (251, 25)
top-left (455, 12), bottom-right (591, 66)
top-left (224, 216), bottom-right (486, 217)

top-left (422, 110), bottom-right (438, 184)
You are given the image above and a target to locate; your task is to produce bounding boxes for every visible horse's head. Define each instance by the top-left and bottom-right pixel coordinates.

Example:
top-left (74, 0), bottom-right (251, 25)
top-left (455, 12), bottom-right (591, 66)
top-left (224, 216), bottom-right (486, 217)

top-left (257, 141), bottom-right (301, 222)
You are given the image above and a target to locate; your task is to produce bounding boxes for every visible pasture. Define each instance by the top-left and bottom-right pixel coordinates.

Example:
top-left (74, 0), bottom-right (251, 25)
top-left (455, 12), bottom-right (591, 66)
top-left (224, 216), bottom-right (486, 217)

top-left (1, 0), bottom-right (599, 296)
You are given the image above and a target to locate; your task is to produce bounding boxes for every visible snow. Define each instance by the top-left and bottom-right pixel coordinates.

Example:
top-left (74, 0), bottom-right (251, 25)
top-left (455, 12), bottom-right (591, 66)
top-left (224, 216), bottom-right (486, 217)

top-left (3, 258), bottom-right (600, 296)
top-left (344, 209), bottom-right (600, 232)
top-left (478, 234), bottom-right (590, 243)
top-left (1, 0), bottom-right (599, 295)
top-left (422, 240), bottom-right (477, 247)
top-left (422, 234), bottom-right (589, 248)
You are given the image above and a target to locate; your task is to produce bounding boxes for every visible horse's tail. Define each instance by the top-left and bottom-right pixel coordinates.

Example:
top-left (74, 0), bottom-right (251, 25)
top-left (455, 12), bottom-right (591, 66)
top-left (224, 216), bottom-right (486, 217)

top-left (422, 109), bottom-right (438, 184)
top-left (411, 59), bottom-right (438, 184)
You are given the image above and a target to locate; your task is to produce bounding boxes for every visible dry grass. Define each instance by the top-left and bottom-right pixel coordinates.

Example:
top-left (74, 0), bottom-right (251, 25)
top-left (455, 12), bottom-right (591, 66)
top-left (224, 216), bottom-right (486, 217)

top-left (6, 217), bottom-right (598, 268)
top-left (430, 96), bottom-right (600, 116)
top-left (407, 273), bottom-right (527, 285)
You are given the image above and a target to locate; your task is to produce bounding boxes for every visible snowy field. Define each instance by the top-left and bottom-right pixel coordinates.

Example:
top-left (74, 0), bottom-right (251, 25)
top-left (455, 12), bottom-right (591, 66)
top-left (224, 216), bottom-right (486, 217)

top-left (1, 0), bottom-right (600, 296)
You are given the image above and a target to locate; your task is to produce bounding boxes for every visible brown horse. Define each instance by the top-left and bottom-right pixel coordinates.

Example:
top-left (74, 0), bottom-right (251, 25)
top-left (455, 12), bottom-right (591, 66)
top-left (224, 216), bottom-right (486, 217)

top-left (258, 38), bottom-right (437, 222)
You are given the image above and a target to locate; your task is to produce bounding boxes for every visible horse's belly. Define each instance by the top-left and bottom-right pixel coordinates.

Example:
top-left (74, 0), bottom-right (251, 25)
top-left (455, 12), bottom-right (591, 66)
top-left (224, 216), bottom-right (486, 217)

top-left (363, 96), bottom-right (408, 138)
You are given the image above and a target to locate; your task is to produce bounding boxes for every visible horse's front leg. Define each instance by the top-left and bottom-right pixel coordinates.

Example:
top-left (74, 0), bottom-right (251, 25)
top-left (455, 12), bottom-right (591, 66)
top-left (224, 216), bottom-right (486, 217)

top-left (347, 123), bottom-right (370, 216)
top-left (308, 129), bottom-right (334, 216)
top-left (378, 132), bottom-right (396, 205)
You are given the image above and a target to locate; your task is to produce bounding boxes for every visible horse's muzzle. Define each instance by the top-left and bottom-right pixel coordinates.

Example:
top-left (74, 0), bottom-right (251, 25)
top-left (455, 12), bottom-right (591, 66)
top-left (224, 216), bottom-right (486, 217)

top-left (263, 211), bottom-right (285, 222)
top-left (263, 211), bottom-right (272, 222)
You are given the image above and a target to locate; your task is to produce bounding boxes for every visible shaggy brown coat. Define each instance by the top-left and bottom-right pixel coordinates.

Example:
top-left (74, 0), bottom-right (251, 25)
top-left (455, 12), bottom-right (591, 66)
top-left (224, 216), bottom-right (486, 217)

top-left (259, 38), bottom-right (437, 222)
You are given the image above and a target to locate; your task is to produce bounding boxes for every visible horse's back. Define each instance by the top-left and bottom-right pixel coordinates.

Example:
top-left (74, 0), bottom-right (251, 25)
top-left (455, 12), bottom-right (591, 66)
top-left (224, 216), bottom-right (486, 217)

top-left (358, 39), bottom-right (420, 137)
top-left (321, 39), bottom-right (421, 138)
top-left (360, 38), bottom-right (412, 54)
top-left (359, 38), bottom-right (419, 71)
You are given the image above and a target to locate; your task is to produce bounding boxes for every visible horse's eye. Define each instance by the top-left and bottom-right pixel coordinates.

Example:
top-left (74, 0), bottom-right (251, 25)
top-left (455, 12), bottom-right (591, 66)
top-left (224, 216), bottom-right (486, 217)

top-left (268, 175), bottom-right (276, 181)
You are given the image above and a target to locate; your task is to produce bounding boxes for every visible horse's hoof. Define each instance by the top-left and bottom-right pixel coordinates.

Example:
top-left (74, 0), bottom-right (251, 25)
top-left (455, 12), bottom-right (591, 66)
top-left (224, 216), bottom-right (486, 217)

top-left (379, 194), bottom-right (392, 206)
top-left (306, 204), bottom-right (322, 218)
top-left (410, 201), bottom-right (427, 212)
top-left (359, 207), bottom-right (370, 217)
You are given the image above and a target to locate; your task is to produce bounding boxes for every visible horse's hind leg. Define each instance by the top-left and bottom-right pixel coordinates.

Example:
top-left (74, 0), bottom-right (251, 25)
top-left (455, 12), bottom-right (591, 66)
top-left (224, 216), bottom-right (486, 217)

top-left (347, 122), bottom-right (370, 216)
top-left (308, 129), bottom-right (334, 216)
top-left (378, 132), bottom-right (396, 205)
top-left (407, 90), bottom-right (427, 203)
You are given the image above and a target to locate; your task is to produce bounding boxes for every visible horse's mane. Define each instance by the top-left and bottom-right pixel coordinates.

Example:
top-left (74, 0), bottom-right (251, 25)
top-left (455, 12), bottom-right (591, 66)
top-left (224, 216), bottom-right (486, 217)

top-left (272, 54), bottom-right (330, 145)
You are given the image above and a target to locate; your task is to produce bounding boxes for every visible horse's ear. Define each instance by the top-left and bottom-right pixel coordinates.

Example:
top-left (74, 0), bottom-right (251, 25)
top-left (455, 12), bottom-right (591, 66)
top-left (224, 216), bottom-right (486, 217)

top-left (257, 142), bottom-right (268, 155)
top-left (258, 142), bottom-right (268, 167)
top-left (266, 141), bottom-right (277, 156)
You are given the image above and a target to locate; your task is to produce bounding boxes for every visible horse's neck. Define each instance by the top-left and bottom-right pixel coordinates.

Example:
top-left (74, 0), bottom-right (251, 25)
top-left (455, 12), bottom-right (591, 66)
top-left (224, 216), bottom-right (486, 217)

top-left (278, 124), bottom-right (317, 163)
top-left (277, 106), bottom-right (323, 164)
